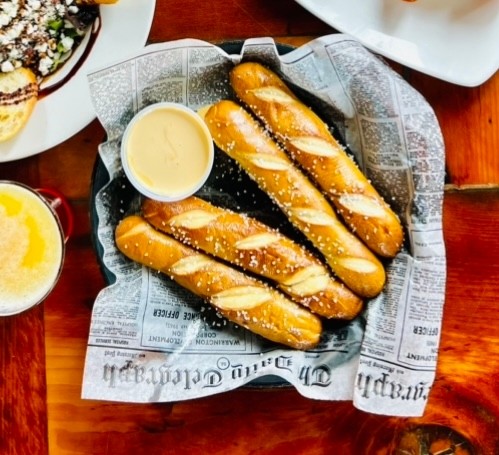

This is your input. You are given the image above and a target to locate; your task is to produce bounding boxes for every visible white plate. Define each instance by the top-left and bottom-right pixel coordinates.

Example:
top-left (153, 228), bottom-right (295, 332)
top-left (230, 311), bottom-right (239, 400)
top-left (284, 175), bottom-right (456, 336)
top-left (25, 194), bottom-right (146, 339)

top-left (295, 0), bottom-right (499, 87)
top-left (0, 0), bottom-right (156, 163)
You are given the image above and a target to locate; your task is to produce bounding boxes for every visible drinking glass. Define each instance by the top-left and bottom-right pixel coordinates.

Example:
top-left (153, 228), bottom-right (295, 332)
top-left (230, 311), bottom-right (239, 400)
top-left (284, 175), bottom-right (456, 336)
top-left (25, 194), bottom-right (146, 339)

top-left (0, 180), bottom-right (73, 316)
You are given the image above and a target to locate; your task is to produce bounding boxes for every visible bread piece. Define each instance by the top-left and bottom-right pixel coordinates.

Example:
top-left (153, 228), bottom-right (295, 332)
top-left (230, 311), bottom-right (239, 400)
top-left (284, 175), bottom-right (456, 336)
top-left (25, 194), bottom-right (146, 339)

top-left (142, 196), bottom-right (363, 319)
top-left (115, 215), bottom-right (322, 350)
top-left (230, 62), bottom-right (404, 258)
top-left (204, 100), bottom-right (386, 298)
top-left (0, 68), bottom-right (38, 143)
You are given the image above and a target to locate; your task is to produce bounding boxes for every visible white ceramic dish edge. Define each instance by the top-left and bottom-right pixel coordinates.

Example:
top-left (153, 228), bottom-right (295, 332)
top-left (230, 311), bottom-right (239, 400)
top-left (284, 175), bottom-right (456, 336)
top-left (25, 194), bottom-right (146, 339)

top-left (295, 0), bottom-right (499, 87)
top-left (0, 0), bottom-right (156, 163)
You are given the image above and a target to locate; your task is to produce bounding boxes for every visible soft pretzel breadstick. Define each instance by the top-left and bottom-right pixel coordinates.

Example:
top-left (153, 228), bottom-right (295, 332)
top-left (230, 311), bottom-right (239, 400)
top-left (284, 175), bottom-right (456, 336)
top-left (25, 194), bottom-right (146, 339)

top-left (230, 62), bottom-right (404, 258)
top-left (115, 215), bottom-right (322, 350)
top-left (142, 197), bottom-right (363, 319)
top-left (204, 100), bottom-right (385, 298)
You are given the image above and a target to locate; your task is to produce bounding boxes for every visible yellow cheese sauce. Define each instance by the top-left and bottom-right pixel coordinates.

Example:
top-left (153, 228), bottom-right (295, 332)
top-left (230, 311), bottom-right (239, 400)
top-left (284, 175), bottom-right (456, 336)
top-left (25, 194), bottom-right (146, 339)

top-left (123, 105), bottom-right (213, 199)
top-left (0, 183), bottom-right (63, 315)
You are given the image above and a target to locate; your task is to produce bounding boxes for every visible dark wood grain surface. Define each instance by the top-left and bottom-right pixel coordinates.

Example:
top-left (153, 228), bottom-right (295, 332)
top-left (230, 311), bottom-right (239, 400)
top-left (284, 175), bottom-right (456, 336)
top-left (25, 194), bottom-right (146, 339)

top-left (1, 1), bottom-right (498, 454)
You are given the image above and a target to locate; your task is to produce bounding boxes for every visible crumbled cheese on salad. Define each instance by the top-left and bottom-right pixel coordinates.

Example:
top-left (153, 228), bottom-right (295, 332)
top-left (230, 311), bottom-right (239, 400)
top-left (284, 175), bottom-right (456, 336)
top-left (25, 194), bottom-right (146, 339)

top-left (0, 0), bottom-right (89, 77)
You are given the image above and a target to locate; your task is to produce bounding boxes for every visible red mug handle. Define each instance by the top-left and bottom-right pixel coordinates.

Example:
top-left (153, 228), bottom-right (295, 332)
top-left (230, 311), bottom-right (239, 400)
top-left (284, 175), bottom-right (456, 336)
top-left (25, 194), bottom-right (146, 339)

top-left (36, 188), bottom-right (74, 243)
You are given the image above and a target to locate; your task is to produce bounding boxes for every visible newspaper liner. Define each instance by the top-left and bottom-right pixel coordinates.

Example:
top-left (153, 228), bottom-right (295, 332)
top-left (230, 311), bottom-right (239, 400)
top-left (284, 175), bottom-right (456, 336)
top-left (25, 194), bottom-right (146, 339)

top-left (82, 35), bottom-right (446, 417)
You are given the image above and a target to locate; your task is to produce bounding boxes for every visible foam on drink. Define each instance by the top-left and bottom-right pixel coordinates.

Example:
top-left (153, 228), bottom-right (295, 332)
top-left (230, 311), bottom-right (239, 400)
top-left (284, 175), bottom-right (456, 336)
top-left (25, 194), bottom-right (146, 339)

top-left (0, 182), bottom-right (64, 316)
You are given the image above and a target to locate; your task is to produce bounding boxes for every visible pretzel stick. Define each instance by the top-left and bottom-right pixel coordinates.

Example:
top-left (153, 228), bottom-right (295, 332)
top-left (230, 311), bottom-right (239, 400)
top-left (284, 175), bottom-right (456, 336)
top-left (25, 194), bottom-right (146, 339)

top-left (143, 196), bottom-right (363, 319)
top-left (230, 62), bottom-right (404, 258)
top-left (115, 215), bottom-right (322, 350)
top-left (204, 100), bottom-right (386, 298)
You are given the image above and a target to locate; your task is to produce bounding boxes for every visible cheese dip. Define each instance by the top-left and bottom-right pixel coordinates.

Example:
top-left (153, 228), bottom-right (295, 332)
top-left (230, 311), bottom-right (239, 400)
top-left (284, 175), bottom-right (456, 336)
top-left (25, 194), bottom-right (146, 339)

top-left (121, 103), bottom-right (214, 201)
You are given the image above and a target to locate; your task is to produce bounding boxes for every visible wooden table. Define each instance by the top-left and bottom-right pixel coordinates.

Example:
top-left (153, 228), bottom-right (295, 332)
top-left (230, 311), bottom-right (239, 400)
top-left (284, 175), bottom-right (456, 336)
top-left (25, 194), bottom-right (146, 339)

top-left (1, 1), bottom-right (498, 454)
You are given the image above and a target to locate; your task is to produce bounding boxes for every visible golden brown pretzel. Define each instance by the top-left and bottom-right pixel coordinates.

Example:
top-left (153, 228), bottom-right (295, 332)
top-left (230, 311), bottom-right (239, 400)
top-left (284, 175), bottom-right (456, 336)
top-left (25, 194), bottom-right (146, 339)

top-left (142, 196), bottom-right (363, 319)
top-left (204, 99), bottom-right (386, 298)
top-left (115, 215), bottom-right (322, 350)
top-left (230, 62), bottom-right (404, 258)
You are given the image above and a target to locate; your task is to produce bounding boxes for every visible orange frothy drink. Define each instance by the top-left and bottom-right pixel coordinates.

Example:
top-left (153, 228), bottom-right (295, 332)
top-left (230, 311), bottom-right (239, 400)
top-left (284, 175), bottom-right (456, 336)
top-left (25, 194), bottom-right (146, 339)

top-left (0, 182), bottom-right (64, 316)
